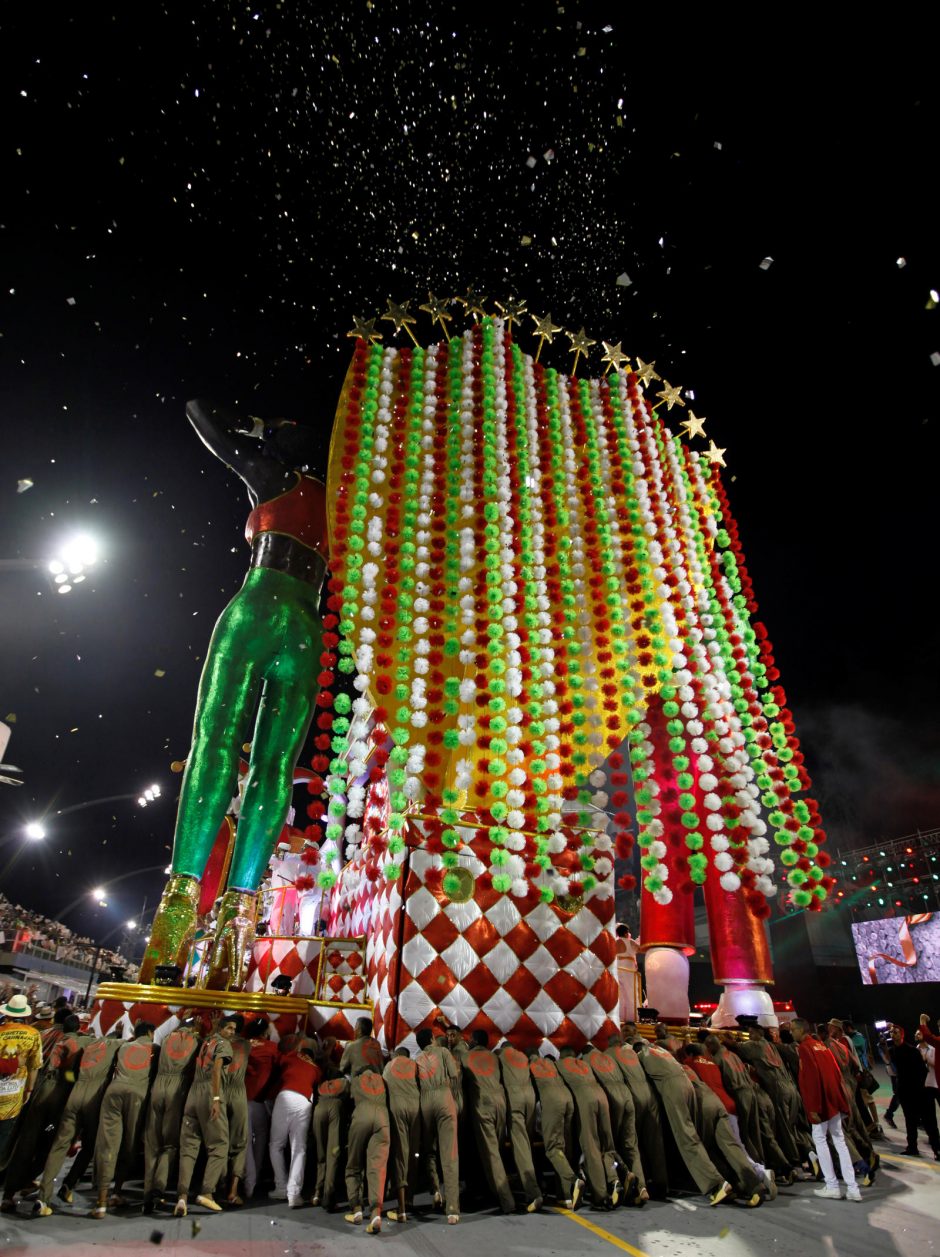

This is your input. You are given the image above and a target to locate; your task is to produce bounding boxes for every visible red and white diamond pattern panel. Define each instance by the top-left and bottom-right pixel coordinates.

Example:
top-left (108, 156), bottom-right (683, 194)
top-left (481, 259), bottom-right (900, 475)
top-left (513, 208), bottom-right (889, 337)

top-left (328, 862), bottom-right (377, 939)
top-left (365, 872), bottom-right (403, 1049)
top-left (319, 938), bottom-right (368, 1005)
top-left (389, 836), bottom-right (618, 1052)
top-left (245, 936), bottom-right (323, 997)
top-left (87, 998), bottom-right (175, 1040)
top-left (308, 1000), bottom-right (371, 1043)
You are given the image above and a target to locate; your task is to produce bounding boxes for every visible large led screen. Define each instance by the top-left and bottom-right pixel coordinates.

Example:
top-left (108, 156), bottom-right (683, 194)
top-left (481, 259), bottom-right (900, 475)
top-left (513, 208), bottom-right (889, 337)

top-left (851, 913), bottom-right (939, 985)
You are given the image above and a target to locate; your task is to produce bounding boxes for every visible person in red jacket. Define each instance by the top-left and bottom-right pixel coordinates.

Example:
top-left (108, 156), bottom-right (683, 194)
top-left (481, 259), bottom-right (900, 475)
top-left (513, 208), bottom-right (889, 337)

top-left (790, 1020), bottom-right (861, 1202)
top-left (243, 1017), bottom-right (279, 1199)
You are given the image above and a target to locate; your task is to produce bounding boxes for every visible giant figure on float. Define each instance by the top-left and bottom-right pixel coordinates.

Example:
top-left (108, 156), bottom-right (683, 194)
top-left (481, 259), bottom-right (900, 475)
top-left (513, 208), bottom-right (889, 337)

top-left (140, 402), bottom-right (327, 989)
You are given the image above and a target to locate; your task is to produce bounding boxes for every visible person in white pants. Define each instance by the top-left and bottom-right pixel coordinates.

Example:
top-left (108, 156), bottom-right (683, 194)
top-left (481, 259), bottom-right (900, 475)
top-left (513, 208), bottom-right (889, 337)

top-left (268, 1043), bottom-right (320, 1207)
top-left (790, 1019), bottom-right (861, 1202)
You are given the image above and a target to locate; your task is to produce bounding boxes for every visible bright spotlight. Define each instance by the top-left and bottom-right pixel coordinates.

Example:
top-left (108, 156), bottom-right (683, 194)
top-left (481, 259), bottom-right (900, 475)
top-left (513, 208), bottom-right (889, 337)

top-left (138, 796), bottom-right (147, 807)
top-left (92, 886), bottom-right (107, 902)
top-left (150, 783), bottom-right (161, 797)
top-left (57, 584), bottom-right (72, 594)
top-left (48, 560), bottom-right (64, 575)
top-left (126, 920), bottom-right (137, 930)
top-left (24, 821), bottom-right (46, 841)
top-left (61, 534), bottom-right (98, 569)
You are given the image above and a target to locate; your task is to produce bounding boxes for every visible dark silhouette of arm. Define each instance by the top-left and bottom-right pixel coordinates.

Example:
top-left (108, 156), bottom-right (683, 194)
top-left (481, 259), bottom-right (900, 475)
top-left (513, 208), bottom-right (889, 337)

top-left (185, 398), bottom-right (288, 504)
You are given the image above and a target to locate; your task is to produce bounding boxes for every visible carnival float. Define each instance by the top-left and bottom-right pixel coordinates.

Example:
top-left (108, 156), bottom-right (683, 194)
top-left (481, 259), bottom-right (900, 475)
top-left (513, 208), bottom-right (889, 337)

top-left (93, 302), bottom-right (834, 1047)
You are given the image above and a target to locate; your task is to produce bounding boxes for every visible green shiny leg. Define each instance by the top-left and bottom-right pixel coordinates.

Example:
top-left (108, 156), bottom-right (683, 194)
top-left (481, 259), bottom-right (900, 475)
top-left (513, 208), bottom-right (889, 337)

top-left (228, 624), bottom-right (321, 890)
top-left (171, 567), bottom-right (321, 892)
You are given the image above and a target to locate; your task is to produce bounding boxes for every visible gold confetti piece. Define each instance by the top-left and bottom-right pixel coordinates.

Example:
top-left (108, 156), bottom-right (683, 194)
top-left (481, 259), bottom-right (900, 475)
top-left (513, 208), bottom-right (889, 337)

top-left (70, 727), bottom-right (79, 733)
top-left (4, 713), bottom-right (15, 723)
top-left (154, 669), bottom-right (166, 677)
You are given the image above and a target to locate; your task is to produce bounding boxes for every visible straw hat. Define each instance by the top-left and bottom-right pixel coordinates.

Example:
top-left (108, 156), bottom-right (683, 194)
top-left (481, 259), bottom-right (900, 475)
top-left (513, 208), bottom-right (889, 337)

top-left (1, 993), bottom-right (32, 1019)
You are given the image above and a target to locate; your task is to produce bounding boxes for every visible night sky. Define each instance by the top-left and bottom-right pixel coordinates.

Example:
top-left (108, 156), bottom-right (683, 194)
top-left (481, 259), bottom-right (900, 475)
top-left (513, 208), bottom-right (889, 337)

top-left (3, 6), bottom-right (939, 943)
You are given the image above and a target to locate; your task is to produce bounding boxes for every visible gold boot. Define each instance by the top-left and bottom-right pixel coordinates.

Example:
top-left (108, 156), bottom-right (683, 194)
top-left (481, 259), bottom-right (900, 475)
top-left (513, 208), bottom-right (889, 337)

top-left (138, 874), bottom-right (201, 984)
top-left (204, 889), bottom-right (258, 990)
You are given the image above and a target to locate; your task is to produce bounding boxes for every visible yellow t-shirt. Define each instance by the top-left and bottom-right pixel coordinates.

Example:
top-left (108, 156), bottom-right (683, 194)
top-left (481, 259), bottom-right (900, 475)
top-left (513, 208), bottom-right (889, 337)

top-left (0, 1020), bottom-right (43, 1120)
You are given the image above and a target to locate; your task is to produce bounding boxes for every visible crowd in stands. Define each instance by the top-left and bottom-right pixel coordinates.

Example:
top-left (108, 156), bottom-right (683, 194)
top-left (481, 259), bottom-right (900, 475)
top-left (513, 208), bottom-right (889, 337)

top-left (0, 893), bottom-right (134, 979)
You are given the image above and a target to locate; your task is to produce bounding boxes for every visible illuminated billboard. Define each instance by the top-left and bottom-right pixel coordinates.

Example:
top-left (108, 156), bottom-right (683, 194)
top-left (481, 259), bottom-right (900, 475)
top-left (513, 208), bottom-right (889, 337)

top-left (851, 913), bottom-right (938, 985)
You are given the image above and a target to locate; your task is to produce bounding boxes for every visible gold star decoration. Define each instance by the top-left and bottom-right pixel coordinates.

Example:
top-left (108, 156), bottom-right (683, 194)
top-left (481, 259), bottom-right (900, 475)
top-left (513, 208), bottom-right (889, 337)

top-left (530, 311), bottom-right (563, 362)
top-left (601, 340), bottom-right (629, 375)
top-left (566, 326), bottom-right (597, 376)
top-left (495, 295), bottom-right (528, 332)
top-left (654, 379), bottom-right (686, 411)
top-left (419, 291), bottom-right (453, 343)
top-left (456, 286), bottom-right (487, 320)
top-left (635, 357), bottom-right (661, 387)
top-left (680, 410), bottom-right (707, 441)
top-left (380, 298), bottom-right (419, 346)
top-left (346, 314), bottom-right (383, 345)
top-left (705, 440), bottom-right (727, 467)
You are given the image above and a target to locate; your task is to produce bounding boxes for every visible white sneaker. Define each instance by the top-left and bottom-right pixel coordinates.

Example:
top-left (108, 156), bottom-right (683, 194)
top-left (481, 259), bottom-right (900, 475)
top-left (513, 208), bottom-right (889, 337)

top-left (763, 1169), bottom-right (777, 1200)
top-left (846, 1187), bottom-right (863, 1202)
top-left (813, 1186), bottom-right (843, 1200)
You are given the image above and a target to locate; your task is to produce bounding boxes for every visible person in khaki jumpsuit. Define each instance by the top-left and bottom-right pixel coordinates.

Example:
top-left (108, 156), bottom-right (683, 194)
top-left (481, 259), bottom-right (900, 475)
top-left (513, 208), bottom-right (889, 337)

top-left (344, 1069), bottom-right (390, 1233)
top-left (529, 1051), bottom-right (580, 1207)
top-left (635, 1040), bottom-right (731, 1204)
top-left (176, 1017), bottom-right (239, 1214)
top-left (383, 1049), bottom-right (420, 1221)
top-left (464, 1032), bottom-right (514, 1214)
top-left (415, 1028), bottom-right (459, 1223)
top-left (732, 1029), bottom-right (803, 1172)
top-left (221, 1032), bottom-right (250, 1203)
top-left (312, 1074), bottom-right (348, 1208)
top-left (703, 1034), bottom-right (771, 1168)
top-left (4, 1018), bottom-right (92, 1202)
top-left (36, 1033), bottom-right (121, 1212)
top-left (557, 1049), bottom-right (619, 1207)
top-left (498, 1042), bottom-right (542, 1211)
top-left (680, 1063), bottom-right (764, 1204)
top-left (143, 1020), bottom-right (200, 1210)
top-left (92, 1023), bottom-right (158, 1216)
top-left (606, 1033), bottom-right (668, 1198)
top-left (339, 1018), bottom-right (383, 1077)
top-left (585, 1045), bottom-right (645, 1202)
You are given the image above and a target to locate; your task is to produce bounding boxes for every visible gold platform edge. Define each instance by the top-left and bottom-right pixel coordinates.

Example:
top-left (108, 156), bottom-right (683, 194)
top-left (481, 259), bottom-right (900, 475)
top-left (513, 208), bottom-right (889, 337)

top-left (95, 982), bottom-right (372, 1017)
